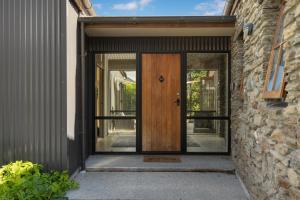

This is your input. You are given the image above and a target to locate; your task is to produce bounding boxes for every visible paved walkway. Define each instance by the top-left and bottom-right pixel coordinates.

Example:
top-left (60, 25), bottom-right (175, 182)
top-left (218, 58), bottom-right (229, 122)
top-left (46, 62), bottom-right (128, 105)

top-left (67, 172), bottom-right (248, 200)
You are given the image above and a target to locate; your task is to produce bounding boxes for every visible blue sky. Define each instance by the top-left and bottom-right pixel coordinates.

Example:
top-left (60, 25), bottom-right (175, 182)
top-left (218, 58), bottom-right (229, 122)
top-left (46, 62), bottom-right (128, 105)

top-left (91, 0), bottom-right (226, 16)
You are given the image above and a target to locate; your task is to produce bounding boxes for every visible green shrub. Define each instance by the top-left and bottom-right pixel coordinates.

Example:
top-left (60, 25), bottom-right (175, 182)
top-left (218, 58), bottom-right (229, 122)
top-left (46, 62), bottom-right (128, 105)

top-left (0, 161), bottom-right (79, 200)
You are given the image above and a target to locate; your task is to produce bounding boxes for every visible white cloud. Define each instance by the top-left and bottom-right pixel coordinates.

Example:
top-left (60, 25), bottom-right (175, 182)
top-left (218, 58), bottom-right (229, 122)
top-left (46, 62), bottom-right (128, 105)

top-left (139, 0), bottom-right (152, 8)
top-left (94, 3), bottom-right (102, 9)
top-left (112, 0), bottom-right (152, 11)
top-left (203, 11), bottom-right (218, 16)
top-left (113, 1), bottom-right (138, 11)
top-left (215, 0), bottom-right (226, 10)
top-left (194, 0), bottom-right (225, 16)
top-left (194, 3), bottom-right (208, 11)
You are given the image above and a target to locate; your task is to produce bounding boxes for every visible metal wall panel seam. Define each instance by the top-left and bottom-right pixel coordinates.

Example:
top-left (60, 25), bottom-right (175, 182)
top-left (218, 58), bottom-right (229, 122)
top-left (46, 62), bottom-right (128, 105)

top-left (33, 0), bottom-right (38, 164)
top-left (39, 0), bottom-right (45, 165)
top-left (8, 0), bottom-right (13, 162)
top-left (45, 0), bottom-right (51, 168)
top-left (50, 0), bottom-right (55, 168)
top-left (59, 0), bottom-right (68, 170)
top-left (0, 0), bottom-right (4, 164)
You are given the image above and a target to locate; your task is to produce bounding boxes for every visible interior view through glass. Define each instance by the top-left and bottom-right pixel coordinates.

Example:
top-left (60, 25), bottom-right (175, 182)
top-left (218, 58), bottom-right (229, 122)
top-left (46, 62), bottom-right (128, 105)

top-left (186, 53), bottom-right (228, 152)
top-left (95, 53), bottom-right (136, 152)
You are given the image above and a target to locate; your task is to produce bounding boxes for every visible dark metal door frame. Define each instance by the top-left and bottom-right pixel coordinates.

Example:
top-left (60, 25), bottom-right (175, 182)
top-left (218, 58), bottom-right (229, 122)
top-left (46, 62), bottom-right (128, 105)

top-left (91, 50), bottom-right (231, 155)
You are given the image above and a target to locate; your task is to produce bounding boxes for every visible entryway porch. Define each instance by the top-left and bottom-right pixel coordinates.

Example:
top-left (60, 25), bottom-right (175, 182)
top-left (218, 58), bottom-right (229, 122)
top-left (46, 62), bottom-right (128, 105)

top-left (67, 155), bottom-right (248, 200)
top-left (81, 17), bottom-right (234, 157)
top-left (71, 16), bottom-right (244, 199)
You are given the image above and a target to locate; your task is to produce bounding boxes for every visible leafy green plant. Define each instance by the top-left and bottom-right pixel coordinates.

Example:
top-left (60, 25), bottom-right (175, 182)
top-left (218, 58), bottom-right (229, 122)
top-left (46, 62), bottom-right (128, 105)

top-left (0, 161), bottom-right (78, 200)
top-left (123, 82), bottom-right (136, 112)
top-left (187, 70), bottom-right (208, 112)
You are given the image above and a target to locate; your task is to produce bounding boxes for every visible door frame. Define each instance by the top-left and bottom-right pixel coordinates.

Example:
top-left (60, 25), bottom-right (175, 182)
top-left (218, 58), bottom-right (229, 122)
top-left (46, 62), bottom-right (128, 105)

top-left (91, 50), bottom-right (231, 155)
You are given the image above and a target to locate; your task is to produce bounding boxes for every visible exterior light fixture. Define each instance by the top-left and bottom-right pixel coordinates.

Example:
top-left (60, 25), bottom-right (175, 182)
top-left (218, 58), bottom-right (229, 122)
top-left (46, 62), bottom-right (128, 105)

top-left (244, 23), bottom-right (254, 36)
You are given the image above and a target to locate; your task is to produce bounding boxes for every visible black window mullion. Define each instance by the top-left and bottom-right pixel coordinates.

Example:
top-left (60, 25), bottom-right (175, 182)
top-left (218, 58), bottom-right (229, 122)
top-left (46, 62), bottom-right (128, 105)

top-left (95, 116), bottom-right (136, 120)
top-left (186, 116), bottom-right (230, 120)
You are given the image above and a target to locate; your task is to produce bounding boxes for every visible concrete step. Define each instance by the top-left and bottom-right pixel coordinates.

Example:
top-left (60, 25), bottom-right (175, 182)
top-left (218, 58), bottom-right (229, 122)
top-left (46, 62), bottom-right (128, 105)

top-left (85, 155), bottom-right (235, 173)
top-left (67, 172), bottom-right (248, 200)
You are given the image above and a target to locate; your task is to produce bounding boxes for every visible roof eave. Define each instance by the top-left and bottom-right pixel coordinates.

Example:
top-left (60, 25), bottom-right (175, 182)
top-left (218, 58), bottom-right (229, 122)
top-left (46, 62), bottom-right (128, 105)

top-left (78, 16), bottom-right (236, 24)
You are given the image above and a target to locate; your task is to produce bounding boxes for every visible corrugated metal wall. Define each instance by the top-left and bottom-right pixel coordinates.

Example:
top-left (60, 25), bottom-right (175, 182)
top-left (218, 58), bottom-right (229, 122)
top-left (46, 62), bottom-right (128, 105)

top-left (87, 37), bottom-right (231, 52)
top-left (0, 0), bottom-right (68, 170)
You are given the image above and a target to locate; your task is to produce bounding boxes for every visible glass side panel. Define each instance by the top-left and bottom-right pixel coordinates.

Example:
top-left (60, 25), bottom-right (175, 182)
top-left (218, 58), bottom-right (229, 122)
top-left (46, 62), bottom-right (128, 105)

top-left (95, 119), bottom-right (136, 152)
top-left (267, 48), bottom-right (279, 91)
top-left (186, 53), bottom-right (229, 153)
top-left (108, 70), bottom-right (136, 117)
top-left (187, 53), bottom-right (228, 117)
top-left (274, 50), bottom-right (285, 91)
top-left (186, 119), bottom-right (228, 152)
top-left (95, 53), bottom-right (136, 152)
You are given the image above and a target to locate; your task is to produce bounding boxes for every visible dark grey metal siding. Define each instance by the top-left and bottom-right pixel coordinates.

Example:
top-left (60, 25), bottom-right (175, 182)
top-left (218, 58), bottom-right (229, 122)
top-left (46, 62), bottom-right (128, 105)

top-left (0, 0), bottom-right (68, 170)
top-left (87, 37), bottom-right (231, 52)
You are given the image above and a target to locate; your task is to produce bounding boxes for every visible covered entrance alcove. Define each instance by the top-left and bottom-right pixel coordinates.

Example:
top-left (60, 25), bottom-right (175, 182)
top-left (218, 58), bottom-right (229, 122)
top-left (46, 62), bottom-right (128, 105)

top-left (79, 16), bottom-right (235, 156)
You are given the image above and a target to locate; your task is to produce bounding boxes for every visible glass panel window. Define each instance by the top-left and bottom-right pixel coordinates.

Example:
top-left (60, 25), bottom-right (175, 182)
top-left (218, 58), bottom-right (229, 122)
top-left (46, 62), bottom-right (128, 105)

top-left (186, 53), bottom-right (229, 153)
top-left (95, 119), bottom-right (136, 152)
top-left (263, 2), bottom-right (286, 99)
top-left (95, 53), bottom-right (136, 152)
top-left (267, 48), bottom-right (279, 91)
top-left (187, 53), bottom-right (228, 117)
top-left (187, 70), bottom-right (217, 112)
top-left (187, 119), bottom-right (228, 152)
top-left (274, 50), bottom-right (285, 91)
top-left (109, 70), bottom-right (136, 117)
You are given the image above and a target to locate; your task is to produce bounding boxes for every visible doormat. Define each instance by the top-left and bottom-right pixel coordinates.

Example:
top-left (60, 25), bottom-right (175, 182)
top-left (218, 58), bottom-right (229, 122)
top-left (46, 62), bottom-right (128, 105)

top-left (143, 156), bottom-right (181, 162)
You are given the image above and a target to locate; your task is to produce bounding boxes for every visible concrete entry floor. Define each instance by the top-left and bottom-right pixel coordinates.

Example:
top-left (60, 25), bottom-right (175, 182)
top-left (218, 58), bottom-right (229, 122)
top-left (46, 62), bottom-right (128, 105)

top-left (85, 155), bottom-right (235, 172)
top-left (67, 172), bottom-right (248, 200)
top-left (67, 156), bottom-right (248, 200)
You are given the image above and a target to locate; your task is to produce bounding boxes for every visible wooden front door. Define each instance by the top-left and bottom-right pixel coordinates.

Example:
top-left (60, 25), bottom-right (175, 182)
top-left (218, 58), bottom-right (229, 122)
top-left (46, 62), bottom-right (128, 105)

top-left (142, 54), bottom-right (181, 152)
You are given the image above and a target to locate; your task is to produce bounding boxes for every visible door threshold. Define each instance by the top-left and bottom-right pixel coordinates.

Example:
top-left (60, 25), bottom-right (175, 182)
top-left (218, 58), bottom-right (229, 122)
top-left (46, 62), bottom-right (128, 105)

top-left (86, 167), bottom-right (235, 174)
top-left (85, 155), bottom-right (235, 173)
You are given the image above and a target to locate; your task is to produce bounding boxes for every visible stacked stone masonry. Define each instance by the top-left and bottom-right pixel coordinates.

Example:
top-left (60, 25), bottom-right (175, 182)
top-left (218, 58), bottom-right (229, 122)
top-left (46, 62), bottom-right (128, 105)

top-left (231, 0), bottom-right (300, 199)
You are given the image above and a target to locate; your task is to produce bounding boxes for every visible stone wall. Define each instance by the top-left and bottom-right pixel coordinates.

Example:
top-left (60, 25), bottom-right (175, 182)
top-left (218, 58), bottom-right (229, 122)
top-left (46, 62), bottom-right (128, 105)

top-left (231, 0), bottom-right (300, 199)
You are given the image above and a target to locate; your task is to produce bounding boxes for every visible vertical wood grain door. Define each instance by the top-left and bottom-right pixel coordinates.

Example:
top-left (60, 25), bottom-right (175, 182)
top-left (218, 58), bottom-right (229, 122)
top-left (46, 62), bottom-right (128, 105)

top-left (142, 54), bottom-right (181, 152)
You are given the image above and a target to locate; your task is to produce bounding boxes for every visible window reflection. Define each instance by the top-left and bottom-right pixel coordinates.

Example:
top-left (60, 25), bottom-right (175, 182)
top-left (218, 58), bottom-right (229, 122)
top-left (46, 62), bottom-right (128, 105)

top-left (274, 50), bottom-right (285, 91)
top-left (187, 119), bottom-right (228, 152)
top-left (186, 53), bottom-right (228, 152)
top-left (187, 53), bottom-right (228, 117)
top-left (109, 70), bottom-right (136, 117)
top-left (263, 2), bottom-right (286, 98)
top-left (95, 53), bottom-right (136, 152)
top-left (267, 48), bottom-right (279, 91)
